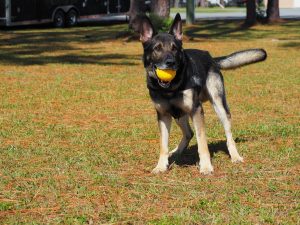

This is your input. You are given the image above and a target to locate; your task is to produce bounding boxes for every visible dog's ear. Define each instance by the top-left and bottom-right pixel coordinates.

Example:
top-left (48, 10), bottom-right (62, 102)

top-left (131, 15), bottom-right (155, 43)
top-left (169, 13), bottom-right (182, 41)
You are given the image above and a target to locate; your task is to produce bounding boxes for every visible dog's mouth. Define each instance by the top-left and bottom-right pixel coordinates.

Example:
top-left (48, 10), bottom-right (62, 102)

top-left (157, 79), bottom-right (171, 88)
top-left (154, 65), bottom-right (177, 88)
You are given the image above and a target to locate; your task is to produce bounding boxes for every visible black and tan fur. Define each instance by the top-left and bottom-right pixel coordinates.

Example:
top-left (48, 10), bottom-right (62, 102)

top-left (135, 13), bottom-right (267, 174)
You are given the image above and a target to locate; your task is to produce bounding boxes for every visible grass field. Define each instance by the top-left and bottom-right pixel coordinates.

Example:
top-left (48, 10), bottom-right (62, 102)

top-left (171, 7), bottom-right (245, 13)
top-left (0, 19), bottom-right (299, 224)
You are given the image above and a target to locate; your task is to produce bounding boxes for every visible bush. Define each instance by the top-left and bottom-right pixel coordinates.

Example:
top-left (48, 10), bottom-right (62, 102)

top-left (148, 13), bottom-right (173, 32)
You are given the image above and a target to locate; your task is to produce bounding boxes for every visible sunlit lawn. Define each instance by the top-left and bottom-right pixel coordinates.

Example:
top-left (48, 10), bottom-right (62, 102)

top-left (0, 20), bottom-right (299, 223)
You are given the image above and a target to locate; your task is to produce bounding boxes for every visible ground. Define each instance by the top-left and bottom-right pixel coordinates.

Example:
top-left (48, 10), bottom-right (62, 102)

top-left (0, 20), bottom-right (299, 224)
top-left (171, 7), bottom-right (245, 13)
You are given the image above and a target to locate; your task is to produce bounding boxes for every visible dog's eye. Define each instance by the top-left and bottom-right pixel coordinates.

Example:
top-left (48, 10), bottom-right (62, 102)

top-left (154, 44), bottom-right (162, 51)
top-left (171, 45), bottom-right (177, 51)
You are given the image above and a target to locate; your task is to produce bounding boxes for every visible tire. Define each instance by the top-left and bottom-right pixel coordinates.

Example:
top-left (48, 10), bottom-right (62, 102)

top-left (53, 10), bottom-right (65, 28)
top-left (66, 9), bottom-right (78, 27)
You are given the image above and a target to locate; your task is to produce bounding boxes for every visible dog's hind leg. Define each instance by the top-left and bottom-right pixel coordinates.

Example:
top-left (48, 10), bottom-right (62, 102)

top-left (206, 70), bottom-right (244, 163)
top-left (169, 115), bottom-right (194, 157)
top-left (152, 113), bottom-right (172, 174)
top-left (191, 105), bottom-right (214, 175)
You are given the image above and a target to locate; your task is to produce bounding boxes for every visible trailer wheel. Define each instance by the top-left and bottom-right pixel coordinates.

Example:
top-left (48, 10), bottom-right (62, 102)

top-left (53, 10), bottom-right (65, 28)
top-left (66, 9), bottom-right (78, 27)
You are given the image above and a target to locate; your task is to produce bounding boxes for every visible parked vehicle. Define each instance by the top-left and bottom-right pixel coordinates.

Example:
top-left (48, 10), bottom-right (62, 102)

top-left (0, 0), bottom-right (130, 27)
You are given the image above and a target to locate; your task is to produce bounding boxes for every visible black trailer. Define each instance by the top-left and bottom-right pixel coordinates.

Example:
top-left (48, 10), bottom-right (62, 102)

top-left (0, 0), bottom-right (130, 27)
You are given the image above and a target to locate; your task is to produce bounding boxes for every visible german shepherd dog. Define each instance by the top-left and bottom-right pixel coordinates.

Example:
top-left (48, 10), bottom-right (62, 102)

top-left (135, 13), bottom-right (267, 174)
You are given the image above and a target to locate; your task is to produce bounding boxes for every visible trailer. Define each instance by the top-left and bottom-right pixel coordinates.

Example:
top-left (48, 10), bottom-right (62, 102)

top-left (0, 0), bottom-right (130, 27)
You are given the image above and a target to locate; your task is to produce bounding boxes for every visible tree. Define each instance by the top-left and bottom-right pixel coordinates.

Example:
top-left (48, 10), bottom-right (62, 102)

top-left (128, 0), bottom-right (146, 28)
top-left (186, 0), bottom-right (195, 25)
top-left (267, 0), bottom-right (280, 22)
top-left (128, 0), bottom-right (145, 18)
top-left (245, 0), bottom-right (256, 26)
top-left (151, 0), bottom-right (171, 18)
top-left (174, 0), bottom-right (180, 8)
top-left (199, 0), bottom-right (206, 7)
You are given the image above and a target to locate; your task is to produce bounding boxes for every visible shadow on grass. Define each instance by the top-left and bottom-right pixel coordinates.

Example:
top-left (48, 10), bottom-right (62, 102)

top-left (184, 19), bottom-right (300, 41)
top-left (0, 23), bottom-right (140, 66)
top-left (185, 20), bottom-right (248, 40)
top-left (279, 41), bottom-right (300, 49)
top-left (169, 138), bottom-right (247, 166)
top-left (0, 52), bottom-right (140, 66)
top-left (1, 19), bottom-right (299, 66)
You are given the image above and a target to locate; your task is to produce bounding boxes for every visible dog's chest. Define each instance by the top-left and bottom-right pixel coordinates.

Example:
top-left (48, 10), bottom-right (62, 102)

top-left (152, 89), bottom-right (195, 118)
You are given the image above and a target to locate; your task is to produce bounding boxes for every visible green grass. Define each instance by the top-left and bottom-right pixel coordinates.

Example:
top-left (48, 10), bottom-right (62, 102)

top-left (0, 20), bottom-right (299, 223)
top-left (171, 6), bottom-right (245, 13)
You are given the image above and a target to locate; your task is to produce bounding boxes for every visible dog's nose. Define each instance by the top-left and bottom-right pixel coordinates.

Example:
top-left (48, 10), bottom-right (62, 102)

top-left (165, 58), bottom-right (175, 67)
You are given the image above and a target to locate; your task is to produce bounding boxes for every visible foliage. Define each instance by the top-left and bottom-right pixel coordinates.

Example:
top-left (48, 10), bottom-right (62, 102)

top-left (148, 13), bottom-right (173, 32)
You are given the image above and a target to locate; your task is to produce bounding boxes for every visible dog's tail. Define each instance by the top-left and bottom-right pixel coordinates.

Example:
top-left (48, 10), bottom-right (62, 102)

top-left (214, 49), bottom-right (267, 70)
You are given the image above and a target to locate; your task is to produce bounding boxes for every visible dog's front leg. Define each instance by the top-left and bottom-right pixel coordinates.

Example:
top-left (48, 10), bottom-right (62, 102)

top-left (169, 115), bottom-right (193, 157)
top-left (152, 112), bottom-right (172, 174)
top-left (191, 105), bottom-right (214, 175)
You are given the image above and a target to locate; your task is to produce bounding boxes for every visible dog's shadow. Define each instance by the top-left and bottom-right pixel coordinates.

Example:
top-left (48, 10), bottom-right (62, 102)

top-left (168, 138), bottom-right (246, 166)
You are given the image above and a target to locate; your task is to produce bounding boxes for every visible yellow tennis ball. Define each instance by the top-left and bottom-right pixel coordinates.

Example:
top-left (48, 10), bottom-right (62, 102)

top-left (155, 69), bottom-right (176, 82)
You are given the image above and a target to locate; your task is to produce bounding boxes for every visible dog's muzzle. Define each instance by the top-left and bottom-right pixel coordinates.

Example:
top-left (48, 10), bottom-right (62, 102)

top-left (153, 63), bottom-right (177, 88)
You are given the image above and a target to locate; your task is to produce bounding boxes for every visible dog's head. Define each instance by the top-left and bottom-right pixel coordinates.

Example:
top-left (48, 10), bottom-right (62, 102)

top-left (135, 13), bottom-right (184, 89)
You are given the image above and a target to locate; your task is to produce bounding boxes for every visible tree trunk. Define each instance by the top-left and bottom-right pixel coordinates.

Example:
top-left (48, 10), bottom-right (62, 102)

top-left (186, 0), bottom-right (195, 25)
top-left (267, 0), bottom-right (280, 22)
top-left (199, 0), bottom-right (206, 7)
top-left (170, 0), bottom-right (175, 7)
top-left (151, 0), bottom-right (171, 18)
top-left (245, 0), bottom-right (256, 26)
top-left (128, 0), bottom-right (145, 28)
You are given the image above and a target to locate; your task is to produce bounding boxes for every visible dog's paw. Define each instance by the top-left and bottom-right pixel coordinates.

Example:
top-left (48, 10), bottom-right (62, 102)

top-left (199, 163), bottom-right (214, 175)
top-left (151, 166), bottom-right (168, 174)
top-left (231, 155), bottom-right (244, 163)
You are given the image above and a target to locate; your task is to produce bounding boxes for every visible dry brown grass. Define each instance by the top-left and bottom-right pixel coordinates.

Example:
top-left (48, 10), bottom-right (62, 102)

top-left (0, 20), bottom-right (299, 224)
